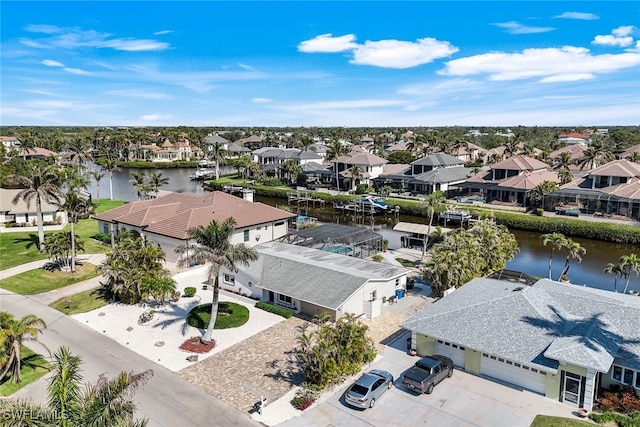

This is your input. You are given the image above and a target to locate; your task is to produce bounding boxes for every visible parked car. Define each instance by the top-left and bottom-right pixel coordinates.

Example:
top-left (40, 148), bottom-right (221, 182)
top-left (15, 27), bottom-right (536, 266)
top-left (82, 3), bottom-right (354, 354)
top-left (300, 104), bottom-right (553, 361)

top-left (401, 355), bottom-right (453, 394)
top-left (344, 369), bottom-right (394, 409)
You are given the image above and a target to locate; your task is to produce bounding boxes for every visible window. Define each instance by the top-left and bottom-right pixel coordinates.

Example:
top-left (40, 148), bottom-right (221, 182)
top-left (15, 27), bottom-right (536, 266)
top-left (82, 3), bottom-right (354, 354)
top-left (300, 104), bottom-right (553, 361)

top-left (223, 274), bottom-right (235, 285)
top-left (244, 230), bottom-right (249, 242)
top-left (624, 369), bottom-right (634, 385)
top-left (613, 366), bottom-right (623, 382)
top-left (277, 294), bottom-right (294, 308)
top-left (636, 374), bottom-right (640, 389)
top-left (612, 365), bottom-right (640, 389)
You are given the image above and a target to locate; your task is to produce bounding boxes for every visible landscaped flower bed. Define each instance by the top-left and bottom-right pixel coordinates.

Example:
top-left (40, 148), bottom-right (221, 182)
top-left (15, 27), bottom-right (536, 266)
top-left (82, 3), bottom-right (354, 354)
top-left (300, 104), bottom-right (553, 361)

top-left (179, 336), bottom-right (216, 354)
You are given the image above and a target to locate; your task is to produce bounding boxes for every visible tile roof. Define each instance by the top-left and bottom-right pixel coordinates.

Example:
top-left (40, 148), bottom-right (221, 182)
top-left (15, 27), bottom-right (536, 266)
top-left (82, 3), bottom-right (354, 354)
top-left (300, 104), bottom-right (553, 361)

top-left (239, 242), bottom-right (408, 310)
top-left (490, 155), bottom-right (549, 171)
top-left (337, 151), bottom-right (388, 166)
top-left (94, 191), bottom-right (295, 240)
top-left (401, 277), bottom-right (640, 373)
top-left (410, 167), bottom-right (471, 184)
top-left (550, 144), bottom-right (587, 160)
top-left (0, 188), bottom-right (62, 213)
top-left (620, 144), bottom-right (640, 159)
top-left (497, 171), bottom-right (559, 190)
top-left (588, 160), bottom-right (640, 178)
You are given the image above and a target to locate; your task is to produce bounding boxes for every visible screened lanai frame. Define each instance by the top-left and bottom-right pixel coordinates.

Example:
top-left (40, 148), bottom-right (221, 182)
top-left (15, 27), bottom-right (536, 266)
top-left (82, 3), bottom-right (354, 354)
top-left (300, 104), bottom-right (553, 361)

top-left (543, 189), bottom-right (640, 221)
top-left (278, 223), bottom-right (383, 258)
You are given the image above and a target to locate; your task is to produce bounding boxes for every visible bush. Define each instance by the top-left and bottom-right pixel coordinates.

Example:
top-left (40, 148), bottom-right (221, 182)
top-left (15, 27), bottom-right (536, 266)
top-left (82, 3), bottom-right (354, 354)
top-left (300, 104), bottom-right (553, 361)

top-left (290, 388), bottom-right (317, 411)
top-left (597, 386), bottom-right (640, 414)
top-left (138, 309), bottom-right (155, 325)
top-left (263, 178), bottom-right (285, 187)
top-left (535, 208), bottom-right (544, 216)
top-left (396, 258), bottom-right (416, 268)
top-left (371, 254), bottom-right (383, 262)
top-left (187, 302), bottom-right (249, 329)
top-left (183, 287), bottom-right (196, 297)
top-left (355, 184), bottom-right (367, 194)
top-left (90, 233), bottom-right (112, 244)
top-left (255, 301), bottom-right (293, 318)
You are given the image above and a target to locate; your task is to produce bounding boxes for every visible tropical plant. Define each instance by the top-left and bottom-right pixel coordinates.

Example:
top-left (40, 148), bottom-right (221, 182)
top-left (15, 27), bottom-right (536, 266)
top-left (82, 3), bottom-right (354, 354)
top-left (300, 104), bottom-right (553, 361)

top-left (0, 347), bottom-right (152, 426)
top-left (148, 171), bottom-right (169, 198)
top-left (207, 142), bottom-right (227, 180)
top-left (557, 169), bottom-right (574, 186)
top-left (130, 170), bottom-right (148, 200)
top-left (349, 165), bottom-right (363, 192)
top-left (541, 232), bottom-right (567, 280)
top-left (174, 218), bottom-right (258, 344)
top-left (281, 159), bottom-right (302, 185)
top-left (58, 192), bottom-right (94, 272)
top-left (578, 140), bottom-right (614, 171)
top-left (620, 253), bottom-right (640, 294)
top-left (10, 163), bottom-right (64, 252)
top-left (228, 154), bottom-right (252, 178)
top-left (90, 169), bottom-right (105, 203)
top-left (101, 157), bottom-right (121, 200)
top-left (528, 181), bottom-right (558, 208)
top-left (44, 231), bottom-right (85, 271)
top-left (295, 313), bottom-right (376, 390)
top-left (140, 269), bottom-right (177, 305)
top-left (605, 261), bottom-right (627, 293)
top-left (326, 139), bottom-right (348, 191)
top-left (558, 238), bottom-right (586, 280)
top-left (0, 312), bottom-right (47, 384)
top-left (553, 152), bottom-right (574, 171)
top-left (422, 191), bottom-right (446, 257)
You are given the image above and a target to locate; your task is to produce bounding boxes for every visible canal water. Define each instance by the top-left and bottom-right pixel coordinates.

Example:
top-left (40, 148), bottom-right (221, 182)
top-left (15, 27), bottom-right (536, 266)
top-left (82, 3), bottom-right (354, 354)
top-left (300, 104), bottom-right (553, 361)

top-left (85, 168), bottom-right (639, 293)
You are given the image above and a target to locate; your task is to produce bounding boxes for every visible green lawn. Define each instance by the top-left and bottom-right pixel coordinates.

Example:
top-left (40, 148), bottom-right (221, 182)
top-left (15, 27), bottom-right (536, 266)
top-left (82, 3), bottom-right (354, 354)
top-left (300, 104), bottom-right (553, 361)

top-left (0, 346), bottom-right (51, 396)
top-left (0, 263), bottom-right (99, 294)
top-left (0, 199), bottom-right (126, 271)
top-left (187, 302), bottom-right (250, 329)
top-left (529, 415), bottom-right (593, 427)
top-left (49, 286), bottom-right (110, 314)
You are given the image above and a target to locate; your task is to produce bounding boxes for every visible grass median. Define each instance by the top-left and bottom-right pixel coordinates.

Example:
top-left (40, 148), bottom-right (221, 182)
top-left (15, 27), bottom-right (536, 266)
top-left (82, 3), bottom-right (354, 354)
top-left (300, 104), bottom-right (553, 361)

top-left (49, 287), bottom-right (110, 315)
top-left (0, 346), bottom-right (51, 396)
top-left (0, 263), bottom-right (99, 294)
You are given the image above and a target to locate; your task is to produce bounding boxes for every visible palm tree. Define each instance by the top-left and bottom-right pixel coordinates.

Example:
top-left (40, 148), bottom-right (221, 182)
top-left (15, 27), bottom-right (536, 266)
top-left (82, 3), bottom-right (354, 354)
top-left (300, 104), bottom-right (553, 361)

top-left (59, 193), bottom-right (94, 272)
top-left (349, 165), bottom-right (363, 192)
top-left (541, 233), bottom-right (567, 279)
top-left (91, 169), bottom-right (105, 204)
top-left (0, 347), bottom-right (152, 426)
top-left (554, 152), bottom-right (574, 171)
top-left (10, 163), bottom-right (64, 252)
top-left (620, 253), bottom-right (640, 294)
top-left (605, 261), bottom-right (627, 293)
top-left (0, 312), bottom-right (47, 384)
top-left (101, 157), bottom-right (121, 200)
top-left (175, 218), bottom-right (258, 344)
top-left (558, 238), bottom-right (586, 281)
top-left (208, 142), bottom-right (227, 180)
top-left (64, 137), bottom-right (92, 172)
top-left (326, 139), bottom-right (347, 191)
top-left (130, 170), bottom-right (148, 200)
top-left (557, 169), bottom-right (574, 186)
top-left (148, 171), bottom-right (169, 198)
top-left (422, 191), bottom-right (446, 258)
top-left (281, 159), bottom-right (301, 185)
top-left (578, 141), bottom-right (614, 171)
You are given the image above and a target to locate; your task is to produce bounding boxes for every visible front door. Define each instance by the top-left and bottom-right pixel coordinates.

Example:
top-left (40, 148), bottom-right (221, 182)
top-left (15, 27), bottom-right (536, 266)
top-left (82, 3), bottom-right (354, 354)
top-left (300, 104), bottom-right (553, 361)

top-left (563, 372), bottom-right (582, 406)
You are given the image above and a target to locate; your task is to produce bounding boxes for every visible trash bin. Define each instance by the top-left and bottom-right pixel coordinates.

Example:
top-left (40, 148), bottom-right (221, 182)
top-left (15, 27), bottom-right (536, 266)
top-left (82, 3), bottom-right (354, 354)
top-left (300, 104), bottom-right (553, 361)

top-left (395, 289), bottom-right (403, 300)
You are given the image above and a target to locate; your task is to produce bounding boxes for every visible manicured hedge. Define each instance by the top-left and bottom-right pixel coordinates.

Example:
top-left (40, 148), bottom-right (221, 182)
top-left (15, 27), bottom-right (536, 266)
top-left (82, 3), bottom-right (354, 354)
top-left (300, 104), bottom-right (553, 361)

top-left (255, 301), bottom-right (293, 318)
top-left (183, 287), bottom-right (196, 297)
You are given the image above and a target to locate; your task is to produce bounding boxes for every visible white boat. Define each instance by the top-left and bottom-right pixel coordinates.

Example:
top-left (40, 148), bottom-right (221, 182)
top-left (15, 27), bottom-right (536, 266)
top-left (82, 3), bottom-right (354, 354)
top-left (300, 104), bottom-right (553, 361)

top-left (189, 168), bottom-right (216, 180)
top-left (439, 206), bottom-right (472, 222)
top-left (351, 195), bottom-right (389, 212)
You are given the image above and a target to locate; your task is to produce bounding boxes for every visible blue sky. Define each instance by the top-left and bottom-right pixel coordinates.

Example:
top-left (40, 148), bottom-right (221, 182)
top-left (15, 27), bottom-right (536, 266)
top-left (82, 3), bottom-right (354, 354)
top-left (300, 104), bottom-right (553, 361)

top-left (1, 1), bottom-right (639, 127)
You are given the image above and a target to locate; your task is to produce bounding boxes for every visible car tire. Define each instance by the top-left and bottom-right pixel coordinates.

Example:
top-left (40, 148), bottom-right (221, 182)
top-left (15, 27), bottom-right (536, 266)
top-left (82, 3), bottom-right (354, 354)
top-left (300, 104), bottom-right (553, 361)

top-left (426, 383), bottom-right (434, 394)
top-left (447, 368), bottom-right (453, 378)
top-left (369, 398), bottom-right (375, 408)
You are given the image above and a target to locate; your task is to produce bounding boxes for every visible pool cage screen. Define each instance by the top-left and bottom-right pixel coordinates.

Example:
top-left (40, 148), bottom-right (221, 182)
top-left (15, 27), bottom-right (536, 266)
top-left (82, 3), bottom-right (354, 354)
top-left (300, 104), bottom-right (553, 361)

top-left (278, 223), bottom-right (383, 258)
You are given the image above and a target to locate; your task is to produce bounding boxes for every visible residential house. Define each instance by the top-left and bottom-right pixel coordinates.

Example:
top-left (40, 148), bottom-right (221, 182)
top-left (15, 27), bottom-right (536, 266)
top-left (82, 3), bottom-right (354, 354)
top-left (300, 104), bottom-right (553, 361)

top-left (374, 153), bottom-right (471, 195)
top-left (0, 136), bottom-right (21, 150)
top-left (549, 144), bottom-right (587, 171)
top-left (93, 191), bottom-right (296, 262)
top-left (251, 147), bottom-right (323, 179)
top-left (449, 142), bottom-right (487, 163)
top-left (401, 272), bottom-right (640, 411)
top-left (334, 147), bottom-right (388, 189)
top-left (461, 155), bottom-right (558, 205)
top-left (204, 134), bottom-right (250, 158)
top-left (618, 144), bottom-right (640, 160)
top-left (236, 135), bottom-right (264, 150)
top-left (152, 139), bottom-right (193, 162)
top-left (558, 132), bottom-right (591, 145)
top-left (19, 147), bottom-right (57, 160)
top-left (231, 241), bottom-right (409, 320)
top-left (0, 188), bottom-right (65, 226)
top-left (553, 159), bottom-right (640, 219)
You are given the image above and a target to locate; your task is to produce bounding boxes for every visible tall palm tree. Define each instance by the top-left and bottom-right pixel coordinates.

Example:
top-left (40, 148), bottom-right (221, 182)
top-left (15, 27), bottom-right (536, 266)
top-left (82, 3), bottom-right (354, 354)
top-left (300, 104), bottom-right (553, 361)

top-left (91, 169), bottom-right (105, 203)
top-left (175, 218), bottom-right (258, 344)
top-left (101, 157), bottom-right (121, 200)
top-left (620, 253), bottom-right (640, 294)
top-left (0, 347), bottom-right (152, 426)
top-left (148, 171), bottom-right (169, 198)
top-left (10, 163), bottom-right (64, 252)
top-left (558, 238), bottom-right (586, 281)
top-left (325, 139), bottom-right (347, 191)
top-left (541, 233), bottom-right (567, 279)
top-left (208, 142), bottom-right (227, 180)
top-left (64, 137), bottom-right (92, 172)
top-left (422, 191), bottom-right (446, 258)
top-left (0, 312), bottom-right (47, 384)
top-left (605, 261), bottom-right (627, 293)
top-left (578, 141), bottom-right (614, 171)
top-left (554, 152), bottom-right (574, 171)
top-left (349, 165), bottom-right (363, 192)
top-left (130, 170), bottom-right (148, 200)
top-left (59, 192), bottom-right (94, 272)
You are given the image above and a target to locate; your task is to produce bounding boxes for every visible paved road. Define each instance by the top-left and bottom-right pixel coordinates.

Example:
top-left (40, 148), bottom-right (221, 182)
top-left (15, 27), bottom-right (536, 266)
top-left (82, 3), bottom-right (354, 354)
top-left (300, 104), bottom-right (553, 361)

top-left (1, 290), bottom-right (260, 427)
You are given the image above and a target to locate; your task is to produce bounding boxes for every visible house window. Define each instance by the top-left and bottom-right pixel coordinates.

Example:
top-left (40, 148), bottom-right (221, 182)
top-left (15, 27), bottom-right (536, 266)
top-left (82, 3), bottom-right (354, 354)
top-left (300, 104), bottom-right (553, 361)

top-left (636, 374), bottom-right (640, 389)
top-left (613, 366), bottom-right (623, 382)
top-left (624, 369), bottom-right (634, 385)
top-left (244, 230), bottom-right (249, 242)
top-left (277, 294), bottom-right (294, 308)
top-left (612, 365), bottom-right (640, 388)
top-left (223, 274), bottom-right (235, 285)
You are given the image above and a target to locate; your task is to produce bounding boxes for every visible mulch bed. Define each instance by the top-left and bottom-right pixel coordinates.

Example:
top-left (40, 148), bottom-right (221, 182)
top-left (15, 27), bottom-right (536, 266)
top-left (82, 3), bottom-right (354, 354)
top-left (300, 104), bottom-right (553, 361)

top-left (179, 336), bottom-right (216, 353)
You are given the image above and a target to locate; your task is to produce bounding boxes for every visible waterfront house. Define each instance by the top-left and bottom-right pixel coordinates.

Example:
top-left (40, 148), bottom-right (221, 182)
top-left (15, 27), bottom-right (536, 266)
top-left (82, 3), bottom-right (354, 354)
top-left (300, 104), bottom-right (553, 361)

top-left (0, 188), bottom-right (65, 226)
top-left (333, 147), bottom-right (388, 189)
top-left (230, 241), bottom-right (409, 320)
top-left (93, 191), bottom-right (295, 262)
top-left (558, 132), bottom-right (591, 145)
top-left (402, 272), bottom-right (640, 411)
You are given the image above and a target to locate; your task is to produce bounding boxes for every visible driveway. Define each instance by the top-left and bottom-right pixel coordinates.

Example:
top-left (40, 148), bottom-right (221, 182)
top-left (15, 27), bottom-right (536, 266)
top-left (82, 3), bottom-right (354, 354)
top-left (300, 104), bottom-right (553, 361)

top-left (279, 332), bottom-right (577, 427)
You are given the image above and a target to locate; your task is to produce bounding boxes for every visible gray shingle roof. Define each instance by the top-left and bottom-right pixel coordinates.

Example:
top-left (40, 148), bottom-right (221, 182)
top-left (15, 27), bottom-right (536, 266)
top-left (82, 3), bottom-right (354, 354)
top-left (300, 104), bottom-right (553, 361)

top-left (401, 277), bottom-right (640, 373)
top-left (239, 242), bottom-right (408, 310)
top-left (410, 166), bottom-right (471, 184)
top-left (411, 153), bottom-right (464, 167)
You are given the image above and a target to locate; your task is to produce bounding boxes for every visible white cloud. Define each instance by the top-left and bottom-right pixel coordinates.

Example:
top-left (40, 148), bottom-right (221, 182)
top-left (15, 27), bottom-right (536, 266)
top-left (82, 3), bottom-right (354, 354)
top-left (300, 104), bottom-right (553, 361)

top-left (25, 100), bottom-right (74, 108)
top-left (540, 73), bottom-right (596, 83)
top-left (493, 21), bottom-right (555, 34)
top-left (351, 38), bottom-right (459, 68)
top-left (21, 25), bottom-right (170, 52)
top-left (280, 99), bottom-right (406, 111)
top-left (440, 46), bottom-right (640, 82)
top-left (252, 98), bottom-right (272, 104)
top-left (593, 26), bottom-right (636, 47)
top-left (554, 12), bottom-right (599, 20)
top-left (105, 89), bottom-right (171, 100)
top-left (140, 113), bottom-right (172, 122)
top-left (154, 30), bottom-right (173, 36)
top-left (42, 59), bottom-right (64, 67)
top-left (63, 67), bottom-right (91, 75)
top-left (298, 33), bottom-right (358, 53)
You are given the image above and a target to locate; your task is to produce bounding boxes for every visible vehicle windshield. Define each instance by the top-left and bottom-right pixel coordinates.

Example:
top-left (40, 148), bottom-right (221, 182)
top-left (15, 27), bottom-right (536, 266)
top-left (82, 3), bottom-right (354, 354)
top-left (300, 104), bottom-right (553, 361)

top-left (349, 384), bottom-right (369, 396)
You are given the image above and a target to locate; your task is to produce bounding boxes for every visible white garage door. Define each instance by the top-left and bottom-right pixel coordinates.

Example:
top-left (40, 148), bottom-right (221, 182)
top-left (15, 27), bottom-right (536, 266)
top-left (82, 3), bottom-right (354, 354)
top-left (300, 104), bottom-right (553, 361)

top-left (435, 340), bottom-right (465, 368)
top-left (480, 353), bottom-right (547, 394)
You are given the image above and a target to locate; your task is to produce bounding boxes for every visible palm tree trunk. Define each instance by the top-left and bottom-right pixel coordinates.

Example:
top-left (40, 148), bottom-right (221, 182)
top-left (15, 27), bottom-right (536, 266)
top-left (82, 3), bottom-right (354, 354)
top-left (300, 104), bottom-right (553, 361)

top-left (70, 223), bottom-right (76, 273)
top-left (215, 159), bottom-right (220, 180)
top-left (0, 349), bottom-right (16, 381)
top-left (109, 172), bottom-right (114, 201)
top-left (36, 197), bottom-right (45, 252)
top-left (548, 251), bottom-right (553, 279)
top-left (202, 276), bottom-right (219, 344)
top-left (623, 276), bottom-right (632, 294)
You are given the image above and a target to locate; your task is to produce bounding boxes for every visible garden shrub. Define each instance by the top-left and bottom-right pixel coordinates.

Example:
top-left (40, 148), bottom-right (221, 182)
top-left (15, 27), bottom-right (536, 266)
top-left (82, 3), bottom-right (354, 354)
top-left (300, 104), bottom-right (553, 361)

top-left (255, 301), bottom-right (293, 318)
top-left (183, 287), bottom-right (196, 297)
top-left (597, 386), bottom-right (640, 414)
top-left (90, 233), bottom-right (112, 244)
top-left (371, 254), bottom-right (383, 262)
top-left (187, 302), bottom-right (249, 329)
top-left (138, 309), bottom-right (155, 325)
top-left (290, 388), bottom-right (317, 411)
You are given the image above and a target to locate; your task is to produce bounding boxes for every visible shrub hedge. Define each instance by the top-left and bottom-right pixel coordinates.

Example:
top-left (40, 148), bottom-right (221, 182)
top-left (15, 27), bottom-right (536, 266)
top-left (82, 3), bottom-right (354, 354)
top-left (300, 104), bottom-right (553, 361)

top-left (183, 287), bottom-right (196, 297)
top-left (255, 301), bottom-right (293, 318)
